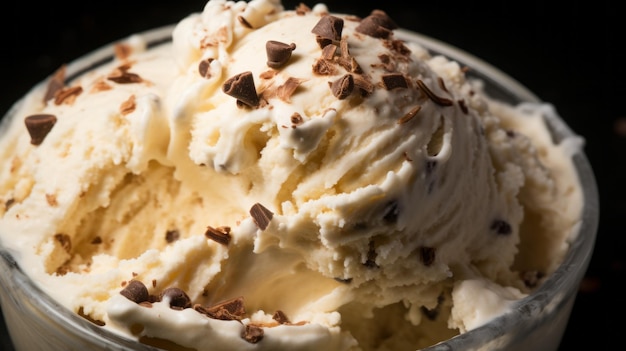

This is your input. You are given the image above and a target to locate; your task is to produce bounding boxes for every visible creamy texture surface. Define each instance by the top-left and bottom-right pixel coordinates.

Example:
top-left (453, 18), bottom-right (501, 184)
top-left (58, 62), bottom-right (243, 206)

top-left (0, 0), bottom-right (583, 350)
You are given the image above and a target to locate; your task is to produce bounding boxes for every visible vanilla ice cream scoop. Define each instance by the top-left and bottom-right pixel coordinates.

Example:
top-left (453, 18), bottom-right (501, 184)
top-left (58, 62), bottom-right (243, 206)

top-left (0, 1), bottom-right (583, 350)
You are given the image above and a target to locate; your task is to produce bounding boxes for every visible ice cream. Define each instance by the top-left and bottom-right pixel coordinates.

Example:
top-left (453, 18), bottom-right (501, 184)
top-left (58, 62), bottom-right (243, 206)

top-left (0, 0), bottom-right (584, 350)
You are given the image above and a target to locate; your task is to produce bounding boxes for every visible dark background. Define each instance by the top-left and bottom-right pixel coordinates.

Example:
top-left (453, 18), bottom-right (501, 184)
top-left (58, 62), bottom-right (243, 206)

top-left (0, 1), bottom-right (622, 350)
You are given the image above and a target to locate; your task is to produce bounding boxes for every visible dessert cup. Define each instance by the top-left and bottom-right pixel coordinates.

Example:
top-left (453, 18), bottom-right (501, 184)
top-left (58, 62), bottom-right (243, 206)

top-left (0, 25), bottom-right (599, 351)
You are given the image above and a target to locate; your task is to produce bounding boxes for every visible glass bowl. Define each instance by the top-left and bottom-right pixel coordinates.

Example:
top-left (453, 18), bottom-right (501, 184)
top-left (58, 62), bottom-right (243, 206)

top-left (0, 25), bottom-right (599, 351)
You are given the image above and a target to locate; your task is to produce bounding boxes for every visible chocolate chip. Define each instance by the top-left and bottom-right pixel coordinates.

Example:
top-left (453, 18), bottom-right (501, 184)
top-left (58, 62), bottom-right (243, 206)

top-left (165, 229), bottom-right (180, 243)
top-left (160, 287), bottom-right (192, 310)
top-left (272, 310), bottom-right (291, 324)
top-left (198, 58), bottom-right (215, 78)
top-left (329, 74), bottom-right (354, 99)
top-left (24, 114), bottom-right (57, 145)
top-left (311, 15), bottom-right (344, 47)
top-left (120, 280), bottom-right (149, 304)
top-left (368, 10), bottom-right (398, 30)
top-left (490, 219), bottom-right (512, 235)
top-left (250, 203), bottom-right (274, 230)
top-left (266, 41), bottom-right (296, 69)
top-left (223, 71), bottom-right (260, 107)
top-left (205, 226), bottom-right (231, 245)
top-left (382, 73), bottom-right (408, 90)
top-left (419, 246), bottom-right (436, 266)
top-left (242, 324), bottom-right (264, 343)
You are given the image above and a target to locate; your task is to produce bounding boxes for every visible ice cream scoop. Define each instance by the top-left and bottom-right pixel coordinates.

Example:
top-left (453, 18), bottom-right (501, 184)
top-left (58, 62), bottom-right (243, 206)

top-left (0, 1), bottom-right (585, 350)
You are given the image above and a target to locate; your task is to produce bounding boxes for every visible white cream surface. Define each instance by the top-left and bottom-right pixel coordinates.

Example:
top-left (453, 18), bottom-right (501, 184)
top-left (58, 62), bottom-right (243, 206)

top-left (0, 0), bottom-right (583, 350)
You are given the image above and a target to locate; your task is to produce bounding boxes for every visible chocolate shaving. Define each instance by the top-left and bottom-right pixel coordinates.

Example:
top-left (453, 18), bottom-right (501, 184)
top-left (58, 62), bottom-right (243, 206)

top-left (457, 99), bottom-right (469, 114)
top-left (419, 246), bottom-right (436, 266)
top-left (54, 233), bottom-right (71, 252)
top-left (329, 74), bottom-right (354, 99)
top-left (46, 194), bottom-right (58, 207)
top-left (334, 277), bottom-right (353, 284)
top-left (259, 70), bottom-right (278, 80)
top-left (437, 77), bottom-right (449, 92)
top-left (237, 15), bottom-right (253, 29)
top-left (114, 43), bottom-right (133, 60)
top-left (311, 15), bottom-right (344, 47)
top-left (266, 41), bottom-right (296, 69)
top-left (54, 86), bottom-right (83, 105)
top-left (295, 3), bottom-right (311, 15)
top-left (24, 114), bottom-right (57, 145)
top-left (336, 57), bottom-right (362, 74)
top-left (165, 229), bottom-right (180, 243)
top-left (201, 296), bottom-right (246, 320)
top-left (398, 105), bottom-right (422, 124)
top-left (250, 203), bottom-right (274, 230)
top-left (382, 73), bottom-right (408, 90)
top-left (354, 75), bottom-right (374, 97)
top-left (416, 79), bottom-right (453, 106)
top-left (276, 77), bottom-right (304, 102)
top-left (355, 10), bottom-right (396, 39)
top-left (242, 325), bottom-right (264, 343)
top-left (198, 58), bottom-right (215, 78)
top-left (160, 287), bottom-right (192, 310)
top-left (383, 39), bottom-right (411, 56)
top-left (363, 241), bottom-right (379, 268)
top-left (120, 280), bottom-right (149, 304)
top-left (382, 200), bottom-right (399, 223)
top-left (223, 71), bottom-right (260, 107)
top-left (78, 307), bottom-right (106, 326)
top-left (312, 58), bottom-right (336, 76)
top-left (272, 310), bottom-right (291, 324)
top-left (44, 65), bottom-right (66, 103)
top-left (490, 219), bottom-right (512, 235)
top-left (205, 226), bottom-right (231, 246)
top-left (120, 95), bottom-right (136, 115)
top-left (107, 66), bottom-right (143, 84)
top-left (321, 44), bottom-right (338, 60)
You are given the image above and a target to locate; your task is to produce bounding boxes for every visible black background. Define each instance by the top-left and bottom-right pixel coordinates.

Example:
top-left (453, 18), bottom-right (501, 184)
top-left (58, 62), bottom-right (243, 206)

top-left (0, 1), bottom-right (622, 350)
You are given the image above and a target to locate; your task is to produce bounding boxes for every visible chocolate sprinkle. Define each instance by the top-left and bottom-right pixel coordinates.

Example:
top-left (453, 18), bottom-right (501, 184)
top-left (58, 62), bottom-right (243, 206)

top-left (223, 71), bottom-right (260, 107)
top-left (205, 226), bottom-right (231, 246)
top-left (419, 246), bottom-right (436, 266)
top-left (120, 280), bottom-right (149, 304)
top-left (311, 15), bottom-right (344, 46)
top-left (329, 74), bottom-right (354, 99)
top-left (250, 203), bottom-right (274, 230)
top-left (457, 99), bottom-right (469, 114)
top-left (242, 325), bottom-right (264, 343)
top-left (160, 287), bottom-right (192, 310)
top-left (382, 73), bottom-right (408, 90)
top-left (24, 114), bottom-right (57, 145)
top-left (416, 79), bottom-right (453, 106)
top-left (382, 200), bottom-right (399, 223)
top-left (491, 219), bottom-right (512, 235)
top-left (363, 241), bottom-right (379, 268)
top-left (266, 41), bottom-right (296, 69)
